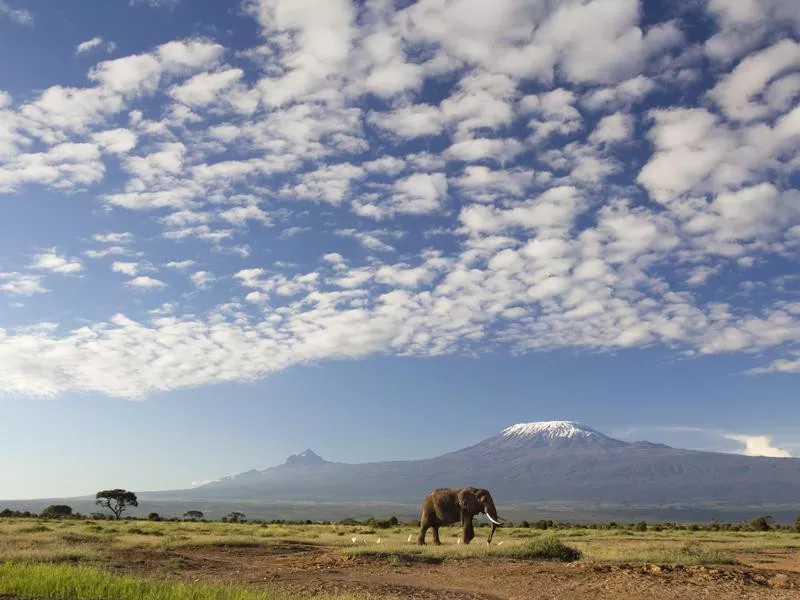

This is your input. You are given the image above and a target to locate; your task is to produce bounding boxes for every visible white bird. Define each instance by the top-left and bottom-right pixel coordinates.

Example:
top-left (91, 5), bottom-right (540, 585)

top-left (376, 538), bottom-right (381, 544)
top-left (407, 534), bottom-right (413, 542)
top-left (457, 538), bottom-right (462, 544)
top-left (497, 541), bottom-right (504, 545)
top-left (351, 537), bottom-right (357, 544)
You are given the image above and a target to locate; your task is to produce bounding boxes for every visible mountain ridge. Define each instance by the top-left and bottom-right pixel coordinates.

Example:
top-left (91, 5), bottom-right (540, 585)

top-left (183, 421), bottom-right (800, 505)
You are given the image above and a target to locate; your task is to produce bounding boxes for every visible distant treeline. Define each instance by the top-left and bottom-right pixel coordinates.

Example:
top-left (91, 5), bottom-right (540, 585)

top-left (2, 507), bottom-right (799, 532)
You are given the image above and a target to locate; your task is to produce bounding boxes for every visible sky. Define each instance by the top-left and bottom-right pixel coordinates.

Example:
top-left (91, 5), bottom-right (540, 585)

top-left (0, 0), bottom-right (799, 500)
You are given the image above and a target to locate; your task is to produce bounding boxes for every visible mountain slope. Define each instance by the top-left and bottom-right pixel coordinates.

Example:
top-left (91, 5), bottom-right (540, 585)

top-left (181, 421), bottom-right (800, 504)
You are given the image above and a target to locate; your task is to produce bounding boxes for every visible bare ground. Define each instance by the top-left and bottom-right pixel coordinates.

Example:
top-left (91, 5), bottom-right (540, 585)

top-left (92, 542), bottom-right (800, 600)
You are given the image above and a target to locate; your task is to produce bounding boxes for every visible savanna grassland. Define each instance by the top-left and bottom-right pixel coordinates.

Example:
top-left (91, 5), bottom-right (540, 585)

top-left (2, 518), bottom-right (800, 599)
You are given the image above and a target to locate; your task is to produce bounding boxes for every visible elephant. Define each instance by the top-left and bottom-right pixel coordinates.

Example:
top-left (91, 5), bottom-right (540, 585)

top-left (417, 487), bottom-right (506, 545)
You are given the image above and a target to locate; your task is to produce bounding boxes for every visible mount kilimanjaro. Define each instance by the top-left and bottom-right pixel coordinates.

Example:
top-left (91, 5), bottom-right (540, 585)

top-left (176, 421), bottom-right (800, 505)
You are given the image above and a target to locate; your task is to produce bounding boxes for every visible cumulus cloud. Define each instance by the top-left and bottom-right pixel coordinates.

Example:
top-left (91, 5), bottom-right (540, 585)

top-left (723, 434), bottom-right (792, 458)
top-left (1, 0), bottom-right (799, 399)
top-left (111, 262), bottom-right (139, 276)
top-left (30, 251), bottom-right (84, 274)
top-left (0, 273), bottom-right (47, 296)
top-left (126, 276), bottom-right (166, 289)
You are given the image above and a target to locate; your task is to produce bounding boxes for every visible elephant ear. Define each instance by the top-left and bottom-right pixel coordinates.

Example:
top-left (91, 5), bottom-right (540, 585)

top-left (457, 489), bottom-right (479, 514)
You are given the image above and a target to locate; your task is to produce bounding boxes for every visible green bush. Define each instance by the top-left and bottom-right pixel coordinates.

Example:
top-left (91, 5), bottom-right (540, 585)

top-left (635, 520), bottom-right (647, 532)
top-left (41, 505), bottom-right (73, 519)
top-left (751, 516), bottom-right (771, 532)
top-left (514, 536), bottom-right (581, 562)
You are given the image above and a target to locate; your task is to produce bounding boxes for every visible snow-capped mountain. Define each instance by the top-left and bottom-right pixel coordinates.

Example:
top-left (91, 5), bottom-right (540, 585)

top-left (493, 420), bottom-right (627, 451)
top-left (502, 421), bottom-right (598, 440)
top-left (174, 421), bottom-right (800, 505)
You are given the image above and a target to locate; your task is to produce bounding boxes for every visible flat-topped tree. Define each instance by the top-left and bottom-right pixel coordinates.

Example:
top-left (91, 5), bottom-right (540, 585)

top-left (95, 489), bottom-right (138, 520)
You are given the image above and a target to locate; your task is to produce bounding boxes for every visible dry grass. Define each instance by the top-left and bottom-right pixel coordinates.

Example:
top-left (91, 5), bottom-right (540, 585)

top-left (3, 518), bottom-right (793, 568)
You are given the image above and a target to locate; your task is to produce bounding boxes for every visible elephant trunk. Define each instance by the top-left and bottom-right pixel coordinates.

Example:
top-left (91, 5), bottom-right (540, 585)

top-left (483, 498), bottom-right (503, 543)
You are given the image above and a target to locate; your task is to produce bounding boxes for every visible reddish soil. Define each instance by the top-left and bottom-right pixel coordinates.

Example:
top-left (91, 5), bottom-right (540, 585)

top-left (102, 542), bottom-right (800, 600)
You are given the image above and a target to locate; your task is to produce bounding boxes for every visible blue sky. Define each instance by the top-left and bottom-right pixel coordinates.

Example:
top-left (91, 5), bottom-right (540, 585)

top-left (1, 0), bottom-right (799, 500)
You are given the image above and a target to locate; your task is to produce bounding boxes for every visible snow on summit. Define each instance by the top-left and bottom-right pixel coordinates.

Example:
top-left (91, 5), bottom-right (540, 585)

top-left (501, 421), bottom-right (600, 440)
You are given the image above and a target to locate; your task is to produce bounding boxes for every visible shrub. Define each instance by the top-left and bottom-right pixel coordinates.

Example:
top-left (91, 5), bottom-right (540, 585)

top-left (518, 520), bottom-right (530, 528)
top-left (41, 505), bottom-right (73, 519)
top-left (751, 516), bottom-right (771, 532)
top-left (514, 536), bottom-right (581, 562)
top-left (147, 513), bottom-right (161, 521)
top-left (635, 521), bottom-right (647, 532)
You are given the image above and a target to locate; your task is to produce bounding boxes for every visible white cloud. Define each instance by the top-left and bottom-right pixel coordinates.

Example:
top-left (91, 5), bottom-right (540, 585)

top-left (375, 265), bottom-right (432, 288)
top-left (445, 138), bottom-right (523, 163)
top-left (126, 276), bottom-right (166, 289)
top-left (246, 0), bottom-right (356, 107)
top-left (723, 434), bottom-right (792, 458)
top-left (190, 271), bottom-right (215, 289)
top-left (368, 104), bottom-right (444, 138)
top-left (84, 246), bottom-right (130, 259)
top-left (0, 273), bottom-right (47, 296)
top-left (336, 229), bottom-right (398, 253)
top-left (709, 40), bottom-right (800, 122)
top-left (93, 232), bottom-right (133, 245)
top-left (76, 37), bottom-right (116, 55)
top-left (582, 75), bottom-right (655, 111)
top-left (111, 262), bottom-right (139, 276)
top-left (2, 0), bottom-right (800, 399)
top-left (0, 143), bottom-right (105, 193)
top-left (30, 251), bottom-right (84, 274)
top-left (163, 260), bottom-right (195, 270)
top-left (453, 166), bottom-right (533, 203)
top-left (219, 205), bottom-right (272, 227)
top-left (286, 163), bottom-right (365, 205)
top-left (0, 0), bottom-right (32, 26)
top-left (169, 68), bottom-right (244, 108)
top-left (522, 88), bottom-right (582, 143)
top-left (91, 129), bottom-right (137, 154)
top-left (589, 112), bottom-right (634, 145)
top-left (704, 0), bottom-right (800, 63)
top-left (749, 351), bottom-right (800, 374)
top-left (76, 37), bottom-right (103, 55)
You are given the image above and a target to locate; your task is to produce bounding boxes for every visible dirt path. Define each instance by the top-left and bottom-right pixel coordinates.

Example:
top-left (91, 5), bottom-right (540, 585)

top-left (111, 543), bottom-right (800, 600)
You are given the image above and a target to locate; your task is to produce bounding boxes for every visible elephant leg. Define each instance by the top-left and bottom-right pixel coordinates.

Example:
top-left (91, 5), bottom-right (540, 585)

top-left (432, 526), bottom-right (441, 545)
top-left (417, 523), bottom-right (429, 545)
top-left (462, 517), bottom-right (475, 545)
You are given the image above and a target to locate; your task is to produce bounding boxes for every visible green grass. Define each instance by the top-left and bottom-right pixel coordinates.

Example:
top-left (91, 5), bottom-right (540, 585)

top-left (0, 562), bottom-right (355, 600)
top-left (342, 535), bottom-right (581, 562)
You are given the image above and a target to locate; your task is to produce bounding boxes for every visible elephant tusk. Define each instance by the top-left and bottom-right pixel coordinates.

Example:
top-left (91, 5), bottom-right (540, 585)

top-left (486, 514), bottom-right (503, 525)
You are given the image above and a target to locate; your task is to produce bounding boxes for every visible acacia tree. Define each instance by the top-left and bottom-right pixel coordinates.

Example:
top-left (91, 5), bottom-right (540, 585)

top-left (225, 511), bottom-right (245, 523)
top-left (95, 489), bottom-right (138, 520)
top-left (41, 505), bottom-right (73, 519)
top-left (183, 510), bottom-right (204, 521)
